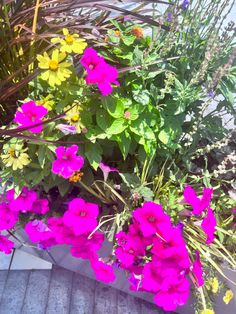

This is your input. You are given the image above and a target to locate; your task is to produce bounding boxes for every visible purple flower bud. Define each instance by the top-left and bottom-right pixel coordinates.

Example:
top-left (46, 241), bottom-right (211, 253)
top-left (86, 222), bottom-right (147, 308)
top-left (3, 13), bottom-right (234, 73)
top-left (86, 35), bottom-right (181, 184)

top-left (208, 90), bottom-right (214, 98)
top-left (99, 162), bottom-right (119, 182)
top-left (181, 0), bottom-right (190, 10)
top-left (56, 124), bottom-right (77, 135)
top-left (166, 12), bottom-right (173, 23)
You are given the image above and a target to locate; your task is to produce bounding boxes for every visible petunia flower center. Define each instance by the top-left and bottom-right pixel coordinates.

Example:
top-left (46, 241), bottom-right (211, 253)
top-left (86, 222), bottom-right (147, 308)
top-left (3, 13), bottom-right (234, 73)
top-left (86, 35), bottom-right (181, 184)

top-left (79, 211), bottom-right (87, 217)
top-left (70, 114), bottom-right (79, 123)
top-left (65, 35), bottom-right (74, 45)
top-left (88, 64), bottom-right (94, 70)
top-left (49, 60), bottom-right (59, 71)
top-left (62, 155), bottom-right (69, 160)
top-left (148, 215), bottom-right (156, 222)
top-left (31, 115), bottom-right (36, 122)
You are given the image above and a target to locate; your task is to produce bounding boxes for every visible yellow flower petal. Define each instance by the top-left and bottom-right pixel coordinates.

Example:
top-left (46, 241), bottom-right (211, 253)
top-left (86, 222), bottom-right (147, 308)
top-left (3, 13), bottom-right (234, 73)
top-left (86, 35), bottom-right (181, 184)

top-left (63, 28), bottom-right (69, 36)
top-left (60, 45), bottom-right (72, 53)
top-left (223, 290), bottom-right (234, 304)
top-left (200, 310), bottom-right (215, 314)
top-left (58, 51), bottom-right (67, 62)
top-left (41, 70), bottom-right (50, 80)
top-left (51, 37), bottom-right (61, 43)
top-left (52, 49), bottom-right (59, 62)
top-left (60, 61), bottom-right (72, 68)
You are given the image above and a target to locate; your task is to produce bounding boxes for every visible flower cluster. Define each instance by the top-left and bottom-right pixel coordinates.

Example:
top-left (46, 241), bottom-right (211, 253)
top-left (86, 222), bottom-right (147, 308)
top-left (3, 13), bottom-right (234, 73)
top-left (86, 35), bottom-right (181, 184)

top-left (24, 197), bottom-right (116, 284)
top-left (80, 48), bottom-right (119, 95)
top-left (115, 201), bottom-right (191, 311)
top-left (0, 186), bottom-right (49, 254)
top-left (184, 185), bottom-right (217, 244)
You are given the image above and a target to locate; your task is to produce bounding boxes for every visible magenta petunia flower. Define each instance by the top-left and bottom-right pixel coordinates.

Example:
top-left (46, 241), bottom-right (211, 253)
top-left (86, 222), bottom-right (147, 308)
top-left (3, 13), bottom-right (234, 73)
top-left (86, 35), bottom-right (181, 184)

top-left (192, 250), bottom-right (204, 287)
top-left (51, 145), bottom-right (84, 179)
top-left (115, 238), bottom-right (145, 269)
top-left (80, 48), bottom-right (119, 95)
top-left (7, 187), bottom-right (37, 213)
top-left (25, 220), bottom-right (54, 243)
top-left (132, 202), bottom-right (172, 238)
top-left (14, 100), bottom-right (48, 133)
top-left (151, 228), bottom-right (190, 270)
top-left (115, 231), bottom-right (128, 247)
top-left (183, 185), bottom-right (213, 215)
top-left (128, 273), bottom-right (142, 291)
top-left (0, 234), bottom-right (14, 254)
top-left (0, 202), bottom-right (19, 230)
top-left (30, 198), bottom-right (50, 215)
top-left (99, 162), bottom-right (119, 181)
top-left (201, 207), bottom-right (217, 245)
top-left (90, 258), bottom-right (116, 283)
top-left (63, 198), bottom-right (99, 235)
top-left (141, 261), bottom-right (164, 293)
top-left (154, 275), bottom-right (190, 311)
top-left (47, 217), bottom-right (74, 245)
top-left (128, 222), bottom-right (153, 247)
top-left (70, 231), bottom-right (104, 260)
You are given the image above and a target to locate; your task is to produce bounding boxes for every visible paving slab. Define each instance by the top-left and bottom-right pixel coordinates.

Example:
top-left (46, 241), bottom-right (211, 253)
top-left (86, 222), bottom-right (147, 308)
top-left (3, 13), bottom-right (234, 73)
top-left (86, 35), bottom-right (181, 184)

top-left (21, 270), bottom-right (51, 314)
top-left (0, 270), bottom-right (30, 314)
top-left (45, 266), bottom-right (73, 314)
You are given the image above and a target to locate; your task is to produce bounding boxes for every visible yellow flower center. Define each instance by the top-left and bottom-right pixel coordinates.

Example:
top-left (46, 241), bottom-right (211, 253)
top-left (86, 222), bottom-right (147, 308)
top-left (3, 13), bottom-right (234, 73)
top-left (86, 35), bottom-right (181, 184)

top-left (65, 35), bottom-right (74, 45)
top-left (70, 114), bottom-right (79, 123)
top-left (115, 30), bottom-right (121, 37)
top-left (49, 60), bottom-right (59, 71)
top-left (9, 149), bottom-right (16, 158)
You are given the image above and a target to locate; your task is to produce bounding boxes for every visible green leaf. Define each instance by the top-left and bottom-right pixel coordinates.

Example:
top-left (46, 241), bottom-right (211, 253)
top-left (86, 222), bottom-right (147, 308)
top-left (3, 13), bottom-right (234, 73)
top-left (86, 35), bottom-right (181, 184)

top-left (110, 19), bottom-right (124, 31)
top-left (58, 181), bottom-right (70, 197)
top-left (85, 142), bottom-right (102, 170)
top-left (219, 81), bottom-right (235, 105)
top-left (37, 145), bottom-right (46, 168)
top-left (120, 173), bottom-right (141, 188)
top-left (96, 109), bottom-right (112, 131)
top-left (158, 129), bottom-right (170, 144)
top-left (106, 118), bottom-right (127, 135)
top-left (132, 89), bottom-right (150, 105)
top-left (137, 186), bottom-right (154, 201)
top-left (133, 46), bottom-right (144, 65)
top-left (130, 119), bottom-right (156, 141)
top-left (115, 131), bottom-right (131, 159)
top-left (85, 127), bottom-right (107, 142)
top-left (102, 96), bottom-right (124, 118)
top-left (122, 34), bottom-right (136, 46)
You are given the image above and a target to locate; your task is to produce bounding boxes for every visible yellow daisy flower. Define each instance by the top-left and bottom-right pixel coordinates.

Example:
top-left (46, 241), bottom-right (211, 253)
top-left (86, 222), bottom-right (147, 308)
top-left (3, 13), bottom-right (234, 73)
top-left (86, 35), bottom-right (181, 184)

top-left (223, 290), bottom-right (234, 304)
top-left (211, 277), bottom-right (219, 294)
top-left (36, 94), bottom-right (55, 111)
top-left (64, 103), bottom-right (85, 133)
top-left (37, 49), bottom-right (72, 87)
top-left (51, 28), bottom-right (87, 54)
top-left (1, 142), bottom-right (30, 171)
top-left (200, 309), bottom-right (215, 314)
